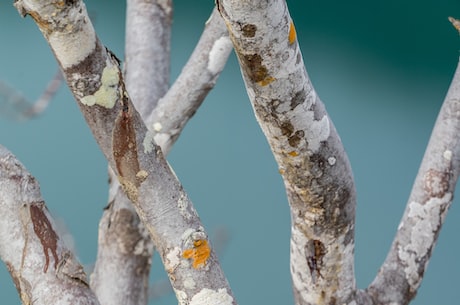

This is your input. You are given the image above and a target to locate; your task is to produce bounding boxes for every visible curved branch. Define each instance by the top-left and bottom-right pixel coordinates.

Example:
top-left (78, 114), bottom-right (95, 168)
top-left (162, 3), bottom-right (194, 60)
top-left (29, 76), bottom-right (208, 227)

top-left (367, 44), bottom-right (460, 305)
top-left (147, 7), bottom-right (231, 155)
top-left (216, 1), bottom-right (356, 304)
top-left (0, 145), bottom-right (99, 305)
top-left (14, 0), bottom-right (236, 303)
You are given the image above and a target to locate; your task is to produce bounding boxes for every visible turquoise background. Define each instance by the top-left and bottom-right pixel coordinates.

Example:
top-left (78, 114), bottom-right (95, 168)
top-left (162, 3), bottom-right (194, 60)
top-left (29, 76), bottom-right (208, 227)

top-left (1, 1), bottom-right (459, 304)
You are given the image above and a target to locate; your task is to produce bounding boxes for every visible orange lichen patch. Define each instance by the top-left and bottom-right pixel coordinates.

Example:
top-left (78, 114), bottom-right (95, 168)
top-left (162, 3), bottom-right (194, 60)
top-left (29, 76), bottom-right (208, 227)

top-left (257, 76), bottom-right (276, 86)
top-left (288, 151), bottom-right (299, 157)
top-left (182, 239), bottom-right (211, 269)
top-left (289, 21), bottom-right (297, 44)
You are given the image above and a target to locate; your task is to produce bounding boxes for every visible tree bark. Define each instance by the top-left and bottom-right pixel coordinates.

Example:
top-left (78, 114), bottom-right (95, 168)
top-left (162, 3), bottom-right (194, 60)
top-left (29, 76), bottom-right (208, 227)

top-left (14, 0), bottom-right (236, 304)
top-left (0, 145), bottom-right (100, 305)
top-left (216, 1), bottom-right (356, 304)
top-left (90, 1), bottom-right (172, 304)
top-left (367, 51), bottom-right (460, 305)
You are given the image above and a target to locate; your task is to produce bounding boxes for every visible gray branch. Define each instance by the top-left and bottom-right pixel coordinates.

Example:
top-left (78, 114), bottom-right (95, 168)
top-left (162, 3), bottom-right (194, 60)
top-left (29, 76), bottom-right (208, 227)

top-left (0, 145), bottom-right (99, 305)
top-left (216, 1), bottom-right (356, 304)
top-left (14, 0), bottom-right (236, 304)
top-left (367, 44), bottom-right (460, 305)
top-left (147, 7), bottom-right (231, 155)
top-left (90, 1), bottom-right (172, 304)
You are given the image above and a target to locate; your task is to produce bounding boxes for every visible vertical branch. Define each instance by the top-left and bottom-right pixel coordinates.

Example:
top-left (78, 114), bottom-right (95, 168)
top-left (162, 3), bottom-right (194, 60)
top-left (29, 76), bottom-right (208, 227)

top-left (0, 145), bottom-right (99, 305)
top-left (90, 1), bottom-right (172, 304)
top-left (367, 30), bottom-right (460, 304)
top-left (216, 1), bottom-right (357, 304)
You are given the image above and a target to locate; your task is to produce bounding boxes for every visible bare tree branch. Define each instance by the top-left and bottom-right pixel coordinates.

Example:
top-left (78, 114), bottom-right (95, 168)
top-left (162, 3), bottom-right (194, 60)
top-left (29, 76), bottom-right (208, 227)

top-left (0, 70), bottom-right (62, 121)
top-left (147, 7), bottom-right (231, 155)
top-left (0, 145), bottom-right (99, 305)
top-left (91, 4), bottom-right (232, 305)
top-left (90, 1), bottom-right (172, 304)
top-left (14, 0), bottom-right (236, 303)
top-left (124, 0), bottom-right (172, 118)
top-left (216, 1), bottom-right (356, 304)
top-left (367, 23), bottom-right (460, 304)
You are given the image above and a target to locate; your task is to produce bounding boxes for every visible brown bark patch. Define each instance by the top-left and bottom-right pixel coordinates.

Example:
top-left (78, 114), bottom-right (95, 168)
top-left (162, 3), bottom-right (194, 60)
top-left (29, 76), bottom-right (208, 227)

top-left (423, 169), bottom-right (450, 198)
top-left (240, 53), bottom-right (274, 86)
top-left (306, 239), bottom-right (326, 282)
top-left (112, 97), bottom-right (147, 203)
top-left (30, 204), bottom-right (59, 273)
top-left (241, 24), bottom-right (257, 37)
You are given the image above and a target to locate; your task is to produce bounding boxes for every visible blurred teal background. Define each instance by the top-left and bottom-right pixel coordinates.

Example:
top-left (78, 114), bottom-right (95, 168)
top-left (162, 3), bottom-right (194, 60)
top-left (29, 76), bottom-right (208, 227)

top-left (1, 1), bottom-right (460, 304)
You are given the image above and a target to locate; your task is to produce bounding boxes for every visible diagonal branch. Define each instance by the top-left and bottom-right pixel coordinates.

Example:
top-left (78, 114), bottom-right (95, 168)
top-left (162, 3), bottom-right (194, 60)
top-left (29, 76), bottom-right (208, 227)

top-left (147, 7), bottom-right (231, 155)
top-left (14, 0), bottom-right (236, 303)
top-left (90, 1), bottom-right (172, 304)
top-left (0, 145), bottom-right (99, 305)
top-left (91, 5), bottom-right (231, 305)
top-left (367, 21), bottom-right (460, 304)
top-left (216, 1), bottom-right (356, 304)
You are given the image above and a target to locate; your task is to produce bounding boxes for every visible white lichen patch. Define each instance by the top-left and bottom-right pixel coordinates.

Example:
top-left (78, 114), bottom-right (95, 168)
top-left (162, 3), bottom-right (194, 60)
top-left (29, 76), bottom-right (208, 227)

top-left (165, 247), bottom-right (181, 272)
top-left (298, 113), bottom-right (329, 153)
top-left (48, 7), bottom-right (96, 69)
top-left (189, 288), bottom-right (233, 305)
top-left (176, 289), bottom-right (188, 305)
top-left (142, 129), bottom-right (156, 154)
top-left (177, 193), bottom-right (191, 219)
top-left (183, 277), bottom-right (196, 290)
top-left (207, 36), bottom-right (233, 74)
top-left (398, 193), bottom-right (452, 288)
top-left (328, 157), bottom-right (336, 166)
top-left (153, 122), bottom-right (163, 132)
top-left (80, 63), bottom-right (120, 108)
top-left (443, 149), bottom-right (453, 161)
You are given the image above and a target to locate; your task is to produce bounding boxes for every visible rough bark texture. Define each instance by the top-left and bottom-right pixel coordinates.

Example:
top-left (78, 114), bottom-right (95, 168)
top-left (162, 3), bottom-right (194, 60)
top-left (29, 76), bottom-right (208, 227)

top-left (14, 0), bottom-right (236, 304)
top-left (91, 6), bottom-right (231, 305)
top-left (90, 1), bottom-right (172, 304)
top-left (367, 57), bottom-right (460, 305)
top-left (0, 145), bottom-right (100, 305)
top-left (216, 1), bottom-right (356, 304)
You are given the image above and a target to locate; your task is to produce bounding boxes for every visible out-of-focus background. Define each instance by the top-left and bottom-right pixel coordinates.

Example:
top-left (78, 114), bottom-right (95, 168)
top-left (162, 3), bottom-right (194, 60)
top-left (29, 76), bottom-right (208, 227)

top-left (1, 1), bottom-right (459, 304)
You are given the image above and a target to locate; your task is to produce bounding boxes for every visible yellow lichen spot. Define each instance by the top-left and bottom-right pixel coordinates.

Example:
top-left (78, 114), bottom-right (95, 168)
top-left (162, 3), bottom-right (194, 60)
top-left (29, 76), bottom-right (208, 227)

top-left (136, 170), bottom-right (148, 182)
top-left (182, 239), bottom-right (211, 269)
top-left (289, 21), bottom-right (297, 44)
top-left (279, 168), bottom-right (285, 175)
top-left (288, 151), bottom-right (299, 157)
top-left (257, 76), bottom-right (276, 86)
top-left (80, 64), bottom-right (120, 108)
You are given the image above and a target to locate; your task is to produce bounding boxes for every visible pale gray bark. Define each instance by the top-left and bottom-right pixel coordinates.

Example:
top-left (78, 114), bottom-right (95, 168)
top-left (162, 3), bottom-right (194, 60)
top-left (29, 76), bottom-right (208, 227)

top-left (91, 5), bottom-right (231, 305)
top-left (90, 1), bottom-right (172, 304)
top-left (6, 1), bottom-right (460, 305)
top-left (14, 0), bottom-right (236, 304)
top-left (0, 145), bottom-right (99, 305)
top-left (217, 1), bottom-right (356, 304)
top-left (147, 8), bottom-right (231, 155)
top-left (367, 56), bottom-right (460, 305)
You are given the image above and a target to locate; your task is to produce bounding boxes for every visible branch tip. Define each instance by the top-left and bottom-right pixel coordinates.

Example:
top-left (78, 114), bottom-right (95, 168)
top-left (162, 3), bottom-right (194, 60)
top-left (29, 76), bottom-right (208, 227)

top-left (448, 16), bottom-right (460, 33)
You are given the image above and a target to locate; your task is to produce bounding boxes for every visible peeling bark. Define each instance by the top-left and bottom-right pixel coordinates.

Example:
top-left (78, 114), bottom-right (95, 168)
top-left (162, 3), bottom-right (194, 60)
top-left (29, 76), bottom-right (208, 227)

top-left (14, 0), bottom-right (236, 303)
top-left (216, 1), bottom-right (356, 304)
top-left (0, 145), bottom-right (99, 305)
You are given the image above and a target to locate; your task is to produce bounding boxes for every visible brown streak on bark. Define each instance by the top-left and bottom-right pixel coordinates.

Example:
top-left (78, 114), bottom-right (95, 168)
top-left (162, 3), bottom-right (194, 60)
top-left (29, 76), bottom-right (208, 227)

top-left (112, 93), bottom-right (146, 203)
top-left (30, 203), bottom-right (59, 273)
